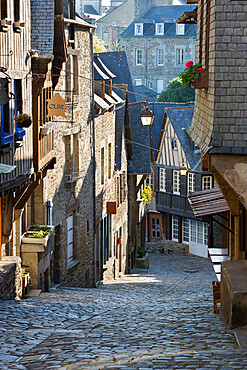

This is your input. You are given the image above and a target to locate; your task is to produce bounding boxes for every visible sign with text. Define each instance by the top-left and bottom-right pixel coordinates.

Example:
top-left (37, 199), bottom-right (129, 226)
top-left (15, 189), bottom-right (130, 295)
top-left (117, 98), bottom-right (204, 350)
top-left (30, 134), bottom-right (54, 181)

top-left (47, 93), bottom-right (67, 118)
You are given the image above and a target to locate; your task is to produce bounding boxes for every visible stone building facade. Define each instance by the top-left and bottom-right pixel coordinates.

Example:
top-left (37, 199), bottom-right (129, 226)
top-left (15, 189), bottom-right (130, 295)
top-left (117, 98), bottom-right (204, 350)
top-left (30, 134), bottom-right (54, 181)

top-left (119, 4), bottom-right (197, 93)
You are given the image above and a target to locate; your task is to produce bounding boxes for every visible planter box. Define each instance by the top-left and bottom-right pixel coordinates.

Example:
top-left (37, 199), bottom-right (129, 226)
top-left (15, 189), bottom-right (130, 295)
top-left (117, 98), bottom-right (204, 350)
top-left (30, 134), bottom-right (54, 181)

top-left (135, 253), bottom-right (149, 269)
top-left (21, 225), bottom-right (54, 246)
top-left (191, 70), bottom-right (209, 89)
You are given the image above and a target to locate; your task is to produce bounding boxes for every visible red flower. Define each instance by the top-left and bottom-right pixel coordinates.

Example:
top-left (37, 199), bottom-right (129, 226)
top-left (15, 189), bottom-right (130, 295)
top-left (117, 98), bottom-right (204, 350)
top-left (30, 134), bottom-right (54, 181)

top-left (199, 67), bottom-right (205, 72)
top-left (186, 61), bottom-right (193, 68)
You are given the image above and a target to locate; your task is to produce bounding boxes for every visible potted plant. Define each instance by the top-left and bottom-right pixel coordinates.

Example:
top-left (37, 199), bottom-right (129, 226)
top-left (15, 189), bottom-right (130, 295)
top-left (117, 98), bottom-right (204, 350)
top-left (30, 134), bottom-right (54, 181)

top-left (14, 113), bottom-right (32, 128)
top-left (141, 185), bottom-right (152, 204)
top-left (137, 247), bottom-right (147, 258)
top-left (180, 61), bottom-right (208, 89)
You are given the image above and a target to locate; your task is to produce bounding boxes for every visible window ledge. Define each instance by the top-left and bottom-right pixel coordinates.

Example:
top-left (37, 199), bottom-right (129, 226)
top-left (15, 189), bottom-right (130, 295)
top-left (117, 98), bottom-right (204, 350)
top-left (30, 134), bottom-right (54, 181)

top-left (67, 260), bottom-right (79, 270)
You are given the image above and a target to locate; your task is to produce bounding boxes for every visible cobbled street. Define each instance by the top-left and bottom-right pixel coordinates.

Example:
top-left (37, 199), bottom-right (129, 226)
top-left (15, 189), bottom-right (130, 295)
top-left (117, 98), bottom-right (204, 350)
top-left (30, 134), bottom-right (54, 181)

top-left (1, 253), bottom-right (247, 370)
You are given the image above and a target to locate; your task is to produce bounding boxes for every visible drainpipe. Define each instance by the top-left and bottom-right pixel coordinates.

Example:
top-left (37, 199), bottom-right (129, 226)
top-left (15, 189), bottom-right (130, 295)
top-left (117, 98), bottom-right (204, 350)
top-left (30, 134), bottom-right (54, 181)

top-left (90, 28), bottom-right (97, 287)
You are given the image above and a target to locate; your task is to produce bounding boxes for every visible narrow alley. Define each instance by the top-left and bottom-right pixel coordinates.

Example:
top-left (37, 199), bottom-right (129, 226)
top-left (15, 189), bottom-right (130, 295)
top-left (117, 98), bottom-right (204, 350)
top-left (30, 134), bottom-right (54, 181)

top-left (1, 253), bottom-right (247, 369)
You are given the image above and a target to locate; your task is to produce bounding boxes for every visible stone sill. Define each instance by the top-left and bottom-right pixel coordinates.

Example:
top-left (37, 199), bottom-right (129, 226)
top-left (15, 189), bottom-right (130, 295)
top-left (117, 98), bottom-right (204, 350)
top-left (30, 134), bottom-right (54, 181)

top-left (67, 260), bottom-right (80, 271)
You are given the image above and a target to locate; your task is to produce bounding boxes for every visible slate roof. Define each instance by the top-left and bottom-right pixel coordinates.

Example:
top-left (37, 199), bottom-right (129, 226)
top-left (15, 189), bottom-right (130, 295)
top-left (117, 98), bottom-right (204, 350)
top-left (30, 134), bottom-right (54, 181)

top-left (128, 104), bottom-right (152, 175)
top-left (166, 107), bottom-right (201, 170)
top-left (120, 5), bottom-right (197, 38)
top-left (31, 0), bottom-right (54, 55)
top-left (84, 5), bottom-right (99, 15)
top-left (134, 85), bottom-right (158, 103)
top-left (96, 51), bottom-right (136, 103)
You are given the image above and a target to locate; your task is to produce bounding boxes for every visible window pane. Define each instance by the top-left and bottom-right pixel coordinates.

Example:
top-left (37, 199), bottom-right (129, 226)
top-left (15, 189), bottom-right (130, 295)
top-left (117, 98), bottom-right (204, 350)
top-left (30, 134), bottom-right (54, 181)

top-left (183, 218), bottom-right (190, 243)
top-left (188, 172), bottom-right (195, 194)
top-left (204, 223), bottom-right (208, 245)
top-left (173, 170), bottom-right (180, 194)
top-left (191, 220), bottom-right (197, 242)
top-left (197, 222), bottom-right (203, 244)
top-left (202, 176), bottom-right (212, 190)
top-left (160, 168), bottom-right (166, 191)
top-left (172, 215), bottom-right (179, 240)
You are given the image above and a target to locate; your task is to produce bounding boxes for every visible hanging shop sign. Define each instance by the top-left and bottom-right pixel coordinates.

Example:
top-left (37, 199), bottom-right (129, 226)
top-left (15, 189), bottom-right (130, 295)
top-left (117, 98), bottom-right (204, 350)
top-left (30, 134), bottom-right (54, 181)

top-left (47, 93), bottom-right (67, 118)
top-left (106, 202), bottom-right (117, 215)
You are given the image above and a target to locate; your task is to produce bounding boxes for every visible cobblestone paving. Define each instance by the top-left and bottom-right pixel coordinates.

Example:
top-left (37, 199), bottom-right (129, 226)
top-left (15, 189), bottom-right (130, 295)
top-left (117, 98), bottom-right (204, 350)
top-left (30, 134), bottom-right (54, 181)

top-left (1, 253), bottom-right (247, 369)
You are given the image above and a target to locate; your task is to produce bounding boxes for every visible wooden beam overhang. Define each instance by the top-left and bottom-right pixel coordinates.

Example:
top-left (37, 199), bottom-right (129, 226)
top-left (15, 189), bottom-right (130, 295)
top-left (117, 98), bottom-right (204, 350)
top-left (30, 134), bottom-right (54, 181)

top-left (176, 10), bottom-right (197, 24)
top-left (186, 0), bottom-right (198, 3)
top-left (14, 173), bottom-right (41, 210)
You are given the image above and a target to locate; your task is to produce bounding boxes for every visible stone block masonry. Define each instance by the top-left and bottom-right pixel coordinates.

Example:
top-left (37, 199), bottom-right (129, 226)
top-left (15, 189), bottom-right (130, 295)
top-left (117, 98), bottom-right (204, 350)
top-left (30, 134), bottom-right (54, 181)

top-left (0, 257), bottom-right (22, 301)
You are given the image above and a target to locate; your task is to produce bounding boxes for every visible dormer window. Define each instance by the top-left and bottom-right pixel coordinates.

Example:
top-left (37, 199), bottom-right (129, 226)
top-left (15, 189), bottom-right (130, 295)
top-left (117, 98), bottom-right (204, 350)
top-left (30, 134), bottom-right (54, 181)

top-left (194, 143), bottom-right (200, 152)
top-left (135, 23), bottom-right (143, 36)
top-left (171, 139), bottom-right (177, 150)
top-left (156, 23), bottom-right (164, 35)
top-left (176, 24), bottom-right (185, 35)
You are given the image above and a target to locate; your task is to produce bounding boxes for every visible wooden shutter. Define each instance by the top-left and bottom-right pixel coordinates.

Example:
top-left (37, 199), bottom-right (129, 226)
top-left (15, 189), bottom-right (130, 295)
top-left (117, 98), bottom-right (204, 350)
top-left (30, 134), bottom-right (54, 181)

top-left (154, 167), bottom-right (159, 192)
top-left (195, 173), bottom-right (202, 191)
top-left (166, 168), bottom-right (172, 193)
top-left (180, 173), bottom-right (187, 197)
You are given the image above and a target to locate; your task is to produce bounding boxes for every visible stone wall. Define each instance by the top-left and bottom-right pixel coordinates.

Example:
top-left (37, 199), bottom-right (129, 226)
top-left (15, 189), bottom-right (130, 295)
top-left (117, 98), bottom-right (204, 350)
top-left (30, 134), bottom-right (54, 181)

top-left (120, 36), bottom-right (196, 92)
top-left (95, 109), bottom-right (128, 282)
top-left (0, 257), bottom-right (22, 301)
top-left (43, 25), bottom-right (95, 288)
top-left (145, 240), bottom-right (189, 255)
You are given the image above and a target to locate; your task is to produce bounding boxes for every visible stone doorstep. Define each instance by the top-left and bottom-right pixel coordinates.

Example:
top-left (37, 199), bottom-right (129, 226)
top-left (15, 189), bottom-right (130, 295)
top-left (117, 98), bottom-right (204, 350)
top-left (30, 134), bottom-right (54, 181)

top-left (234, 326), bottom-right (247, 349)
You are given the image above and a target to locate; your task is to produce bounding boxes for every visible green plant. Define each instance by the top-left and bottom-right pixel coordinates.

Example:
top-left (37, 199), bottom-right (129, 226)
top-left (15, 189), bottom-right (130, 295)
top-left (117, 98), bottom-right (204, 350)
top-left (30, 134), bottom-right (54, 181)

top-left (141, 185), bottom-right (152, 204)
top-left (179, 61), bottom-right (205, 88)
top-left (28, 224), bottom-right (54, 237)
top-left (137, 248), bottom-right (147, 258)
top-left (157, 77), bottom-right (195, 103)
top-left (14, 113), bottom-right (32, 127)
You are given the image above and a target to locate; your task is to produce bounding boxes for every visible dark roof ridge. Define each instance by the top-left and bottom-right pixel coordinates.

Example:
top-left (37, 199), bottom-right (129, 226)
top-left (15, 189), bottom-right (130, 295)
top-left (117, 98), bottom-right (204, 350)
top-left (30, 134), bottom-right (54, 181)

top-left (164, 106), bottom-right (194, 111)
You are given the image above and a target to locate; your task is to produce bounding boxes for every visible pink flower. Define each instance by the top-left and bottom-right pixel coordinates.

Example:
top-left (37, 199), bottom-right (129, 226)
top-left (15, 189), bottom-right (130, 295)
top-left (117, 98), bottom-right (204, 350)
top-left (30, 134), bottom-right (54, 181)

top-left (199, 67), bottom-right (205, 72)
top-left (186, 61), bottom-right (193, 68)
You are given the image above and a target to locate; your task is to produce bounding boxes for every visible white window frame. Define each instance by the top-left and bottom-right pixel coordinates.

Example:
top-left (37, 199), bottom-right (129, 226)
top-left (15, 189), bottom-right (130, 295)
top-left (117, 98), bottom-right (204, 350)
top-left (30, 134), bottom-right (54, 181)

top-left (157, 48), bottom-right (164, 66)
top-left (171, 139), bottom-right (177, 150)
top-left (176, 24), bottom-right (185, 35)
top-left (135, 78), bottom-right (142, 86)
top-left (135, 23), bottom-right (143, 35)
top-left (148, 82), bottom-right (153, 89)
top-left (176, 48), bottom-right (184, 65)
top-left (156, 23), bottom-right (164, 35)
top-left (202, 176), bottom-right (213, 190)
top-left (67, 214), bottom-right (74, 265)
top-left (146, 174), bottom-right (153, 189)
top-left (172, 215), bottom-right (179, 242)
top-left (173, 170), bottom-right (180, 195)
top-left (188, 172), bottom-right (195, 194)
top-left (183, 218), bottom-right (190, 244)
top-left (159, 168), bottom-right (166, 192)
top-left (136, 49), bottom-right (143, 65)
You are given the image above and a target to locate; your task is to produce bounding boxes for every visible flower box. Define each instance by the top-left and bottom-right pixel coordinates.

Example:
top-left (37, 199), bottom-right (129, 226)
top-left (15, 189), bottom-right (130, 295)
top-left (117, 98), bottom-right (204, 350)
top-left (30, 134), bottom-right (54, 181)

top-left (21, 225), bottom-right (54, 246)
top-left (191, 70), bottom-right (209, 89)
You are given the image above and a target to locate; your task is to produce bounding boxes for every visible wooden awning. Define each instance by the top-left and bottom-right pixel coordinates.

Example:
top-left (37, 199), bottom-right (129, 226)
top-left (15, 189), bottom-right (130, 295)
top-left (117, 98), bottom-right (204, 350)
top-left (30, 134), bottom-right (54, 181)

top-left (188, 187), bottom-right (230, 217)
top-left (176, 10), bottom-right (197, 24)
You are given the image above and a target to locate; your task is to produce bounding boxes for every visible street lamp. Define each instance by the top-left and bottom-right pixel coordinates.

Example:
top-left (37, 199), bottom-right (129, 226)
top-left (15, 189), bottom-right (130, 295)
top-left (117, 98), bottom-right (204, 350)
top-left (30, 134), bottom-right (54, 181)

top-left (140, 100), bottom-right (154, 126)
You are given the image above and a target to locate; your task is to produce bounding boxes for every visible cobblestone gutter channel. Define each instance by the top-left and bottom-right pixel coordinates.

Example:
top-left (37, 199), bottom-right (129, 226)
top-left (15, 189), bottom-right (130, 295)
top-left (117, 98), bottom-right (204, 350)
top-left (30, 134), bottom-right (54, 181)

top-left (1, 253), bottom-right (247, 369)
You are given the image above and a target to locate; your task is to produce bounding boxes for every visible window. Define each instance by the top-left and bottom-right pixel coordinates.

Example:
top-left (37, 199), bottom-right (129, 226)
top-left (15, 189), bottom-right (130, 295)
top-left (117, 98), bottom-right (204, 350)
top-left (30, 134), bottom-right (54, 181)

top-left (136, 49), bottom-right (143, 65)
top-left (191, 220), bottom-right (197, 243)
top-left (171, 139), bottom-right (177, 150)
top-left (148, 82), bottom-right (153, 89)
top-left (188, 172), bottom-right (195, 194)
top-left (176, 48), bottom-right (184, 65)
top-left (0, 79), bottom-right (12, 146)
top-left (152, 218), bottom-right (161, 239)
top-left (14, 0), bottom-right (20, 22)
top-left (65, 133), bottom-right (80, 181)
top-left (101, 147), bottom-right (104, 185)
top-left (1, 0), bottom-right (7, 19)
top-left (65, 55), bottom-right (79, 96)
top-left (176, 24), bottom-right (185, 35)
top-left (194, 143), bottom-right (200, 151)
top-left (67, 214), bottom-right (74, 265)
top-left (173, 170), bottom-right (180, 195)
top-left (87, 220), bottom-right (90, 234)
top-left (135, 79), bottom-right (142, 86)
top-left (183, 218), bottom-right (190, 243)
top-left (197, 222), bottom-right (204, 244)
top-left (156, 23), bottom-right (164, 35)
top-left (157, 48), bottom-right (164, 66)
top-left (135, 23), bottom-right (143, 35)
top-left (204, 223), bottom-right (208, 245)
top-left (157, 79), bottom-right (164, 93)
top-left (146, 174), bottom-right (153, 189)
top-left (202, 176), bottom-right (213, 190)
top-left (108, 143), bottom-right (111, 179)
top-left (172, 215), bottom-right (179, 241)
top-left (159, 168), bottom-right (166, 192)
